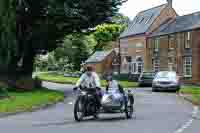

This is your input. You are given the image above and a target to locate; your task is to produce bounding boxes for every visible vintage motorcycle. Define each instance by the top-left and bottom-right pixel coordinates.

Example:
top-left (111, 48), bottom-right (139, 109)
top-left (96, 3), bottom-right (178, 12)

top-left (73, 87), bottom-right (99, 121)
top-left (73, 87), bottom-right (134, 122)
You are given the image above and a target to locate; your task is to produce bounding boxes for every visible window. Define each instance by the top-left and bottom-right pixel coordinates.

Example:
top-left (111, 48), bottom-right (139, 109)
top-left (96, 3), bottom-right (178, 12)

top-left (132, 62), bottom-right (137, 73)
top-left (126, 56), bottom-right (132, 63)
top-left (169, 35), bottom-right (175, 50)
top-left (145, 15), bottom-right (153, 24)
top-left (153, 59), bottom-right (160, 72)
top-left (131, 57), bottom-right (143, 74)
top-left (136, 57), bottom-right (143, 73)
top-left (136, 43), bottom-right (144, 48)
top-left (154, 39), bottom-right (160, 51)
top-left (139, 18), bottom-right (144, 24)
top-left (121, 48), bottom-right (128, 54)
top-left (184, 32), bottom-right (191, 49)
top-left (184, 57), bottom-right (192, 78)
top-left (138, 62), bottom-right (143, 73)
top-left (122, 57), bottom-right (128, 73)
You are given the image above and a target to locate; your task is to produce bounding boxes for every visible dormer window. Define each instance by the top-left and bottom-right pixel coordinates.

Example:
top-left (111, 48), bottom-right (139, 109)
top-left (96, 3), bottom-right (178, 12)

top-left (139, 18), bottom-right (144, 24)
top-left (145, 14), bottom-right (153, 24)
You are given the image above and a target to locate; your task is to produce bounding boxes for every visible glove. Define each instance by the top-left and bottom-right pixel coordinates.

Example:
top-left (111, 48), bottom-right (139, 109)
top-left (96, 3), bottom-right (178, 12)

top-left (96, 87), bottom-right (101, 91)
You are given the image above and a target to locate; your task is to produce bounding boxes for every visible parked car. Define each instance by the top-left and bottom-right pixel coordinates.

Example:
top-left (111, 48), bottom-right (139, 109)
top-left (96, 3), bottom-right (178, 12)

top-left (138, 72), bottom-right (155, 87)
top-left (152, 71), bottom-right (181, 92)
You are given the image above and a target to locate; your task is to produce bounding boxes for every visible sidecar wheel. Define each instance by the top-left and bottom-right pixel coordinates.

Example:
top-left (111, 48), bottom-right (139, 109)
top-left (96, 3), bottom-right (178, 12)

top-left (74, 97), bottom-right (84, 122)
top-left (93, 114), bottom-right (99, 120)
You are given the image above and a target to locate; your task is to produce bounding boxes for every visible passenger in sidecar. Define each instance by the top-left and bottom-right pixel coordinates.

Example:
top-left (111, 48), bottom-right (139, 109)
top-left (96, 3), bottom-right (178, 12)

top-left (104, 76), bottom-right (127, 107)
top-left (101, 76), bottom-right (134, 119)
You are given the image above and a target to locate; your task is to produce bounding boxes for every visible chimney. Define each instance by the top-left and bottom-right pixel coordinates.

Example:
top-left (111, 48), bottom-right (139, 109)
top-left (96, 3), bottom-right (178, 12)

top-left (167, 0), bottom-right (172, 8)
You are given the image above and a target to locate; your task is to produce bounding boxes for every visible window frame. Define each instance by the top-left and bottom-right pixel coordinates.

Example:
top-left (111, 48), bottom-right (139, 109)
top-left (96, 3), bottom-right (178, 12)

top-left (183, 56), bottom-right (192, 78)
top-left (121, 47), bottom-right (128, 54)
top-left (154, 38), bottom-right (160, 51)
top-left (153, 59), bottom-right (160, 72)
top-left (184, 32), bottom-right (191, 49)
top-left (168, 34), bottom-right (176, 50)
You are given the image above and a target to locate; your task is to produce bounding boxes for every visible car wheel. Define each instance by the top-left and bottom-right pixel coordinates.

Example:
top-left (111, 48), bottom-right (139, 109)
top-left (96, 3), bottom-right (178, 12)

top-left (139, 84), bottom-right (143, 87)
top-left (152, 87), bottom-right (157, 92)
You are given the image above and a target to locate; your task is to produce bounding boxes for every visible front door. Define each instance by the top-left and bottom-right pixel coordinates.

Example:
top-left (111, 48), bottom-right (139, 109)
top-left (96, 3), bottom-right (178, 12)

top-left (131, 57), bottom-right (144, 74)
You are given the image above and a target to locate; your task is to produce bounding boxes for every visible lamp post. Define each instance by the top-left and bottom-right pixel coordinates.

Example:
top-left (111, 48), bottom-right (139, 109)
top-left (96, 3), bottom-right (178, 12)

top-left (118, 39), bottom-right (121, 74)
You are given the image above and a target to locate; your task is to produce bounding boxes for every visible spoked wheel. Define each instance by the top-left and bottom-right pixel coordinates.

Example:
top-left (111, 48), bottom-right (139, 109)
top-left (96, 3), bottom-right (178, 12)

top-left (125, 96), bottom-right (134, 119)
top-left (93, 113), bottom-right (99, 120)
top-left (74, 97), bottom-right (84, 122)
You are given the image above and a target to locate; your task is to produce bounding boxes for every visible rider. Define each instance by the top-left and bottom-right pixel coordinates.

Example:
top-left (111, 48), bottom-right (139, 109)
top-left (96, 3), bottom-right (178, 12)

top-left (74, 65), bottom-right (102, 108)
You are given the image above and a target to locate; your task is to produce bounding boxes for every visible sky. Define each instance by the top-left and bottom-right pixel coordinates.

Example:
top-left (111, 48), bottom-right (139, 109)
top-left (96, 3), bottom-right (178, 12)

top-left (119, 0), bottom-right (200, 20)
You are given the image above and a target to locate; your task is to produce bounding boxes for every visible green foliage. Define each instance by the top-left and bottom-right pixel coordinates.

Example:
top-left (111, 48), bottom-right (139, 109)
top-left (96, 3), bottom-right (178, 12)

top-left (0, 88), bottom-right (64, 113)
top-left (54, 34), bottom-right (96, 70)
top-left (38, 72), bottom-right (138, 88)
top-left (93, 24), bottom-right (125, 51)
top-left (180, 86), bottom-right (200, 94)
top-left (111, 13), bottom-right (131, 26)
top-left (0, 0), bottom-right (125, 78)
top-left (180, 86), bottom-right (200, 104)
top-left (0, 0), bottom-right (16, 70)
top-left (34, 55), bottom-right (49, 71)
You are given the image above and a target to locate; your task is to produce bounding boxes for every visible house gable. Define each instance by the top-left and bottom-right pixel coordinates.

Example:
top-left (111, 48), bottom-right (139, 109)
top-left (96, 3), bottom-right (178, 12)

top-left (148, 5), bottom-right (177, 34)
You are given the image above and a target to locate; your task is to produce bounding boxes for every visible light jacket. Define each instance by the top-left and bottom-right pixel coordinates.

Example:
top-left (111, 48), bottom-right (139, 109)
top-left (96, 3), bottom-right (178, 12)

top-left (76, 72), bottom-right (101, 88)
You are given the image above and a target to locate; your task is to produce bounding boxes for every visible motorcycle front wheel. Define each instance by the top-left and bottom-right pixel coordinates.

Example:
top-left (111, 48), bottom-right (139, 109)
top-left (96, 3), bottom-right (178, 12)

top-left (74, 96), bottom-right (84, 122)
top-left (125, 96), bottom-right (134, 119)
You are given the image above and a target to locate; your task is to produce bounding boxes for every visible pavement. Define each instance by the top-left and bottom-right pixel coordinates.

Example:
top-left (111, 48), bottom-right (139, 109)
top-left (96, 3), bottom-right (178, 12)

top-left (0, 82), bottom-right (199, 133)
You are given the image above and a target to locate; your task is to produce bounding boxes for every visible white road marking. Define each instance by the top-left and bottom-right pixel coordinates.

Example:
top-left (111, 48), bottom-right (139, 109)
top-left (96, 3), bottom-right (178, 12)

top-left (192, 106), bottom-right (199, 118)
top-left (174, 106), bottom-right (199, 133)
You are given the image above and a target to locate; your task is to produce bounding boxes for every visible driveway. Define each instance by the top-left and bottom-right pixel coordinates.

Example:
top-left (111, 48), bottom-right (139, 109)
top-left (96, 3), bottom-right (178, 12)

top-left (0, 82), bottom-right (198, 133)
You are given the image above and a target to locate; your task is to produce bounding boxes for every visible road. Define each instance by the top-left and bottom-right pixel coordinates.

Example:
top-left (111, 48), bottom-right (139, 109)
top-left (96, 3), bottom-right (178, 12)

top-left (0, 82), bottom-right (199, 133)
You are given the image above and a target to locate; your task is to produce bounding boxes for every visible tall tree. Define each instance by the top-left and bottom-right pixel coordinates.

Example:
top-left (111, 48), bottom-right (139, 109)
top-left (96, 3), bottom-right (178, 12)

top-left (54, 34), bottom-right (96, 70)
top-left (111, 13), bottom-right (131, 26)
top-left (0, 0), bottom-right (126, 79)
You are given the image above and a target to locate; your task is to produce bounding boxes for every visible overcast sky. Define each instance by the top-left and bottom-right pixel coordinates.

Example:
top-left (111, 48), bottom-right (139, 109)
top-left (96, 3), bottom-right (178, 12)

top-left (119, 0), bottom-right (200, 20)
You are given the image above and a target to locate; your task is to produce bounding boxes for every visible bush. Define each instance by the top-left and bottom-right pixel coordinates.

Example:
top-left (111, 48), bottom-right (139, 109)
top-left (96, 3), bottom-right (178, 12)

top-left (34, 77), bottom-right (42, 88)
top-left (0, 82), bottom-right (9, 98)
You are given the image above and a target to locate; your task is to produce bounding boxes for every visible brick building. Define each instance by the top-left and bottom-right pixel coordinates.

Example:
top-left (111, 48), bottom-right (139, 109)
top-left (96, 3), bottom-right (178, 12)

top-left (146, 12), bottom-right (200, 84)
top-left (119, 1), bottom-right (177, 78)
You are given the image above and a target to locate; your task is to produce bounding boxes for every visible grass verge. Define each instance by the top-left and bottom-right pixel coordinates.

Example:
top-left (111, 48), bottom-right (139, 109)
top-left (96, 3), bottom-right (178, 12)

top-left (179, 86), bottom-right (200, 105)
top-left (0, 87), bottom-right (64, 113)
top-left (37, 72), bottom-right (138, 88)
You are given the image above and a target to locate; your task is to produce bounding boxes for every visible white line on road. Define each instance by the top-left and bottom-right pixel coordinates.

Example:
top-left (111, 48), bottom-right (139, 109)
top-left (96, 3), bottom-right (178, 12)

top-left (174, 106), bottom-right (199, 133)
top-left (192, 106), bottom-right (199, 118)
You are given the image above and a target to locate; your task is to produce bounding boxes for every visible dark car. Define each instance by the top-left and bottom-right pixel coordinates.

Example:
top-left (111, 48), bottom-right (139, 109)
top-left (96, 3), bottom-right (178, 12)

top-left (138, 72), bottom-right (155, 87)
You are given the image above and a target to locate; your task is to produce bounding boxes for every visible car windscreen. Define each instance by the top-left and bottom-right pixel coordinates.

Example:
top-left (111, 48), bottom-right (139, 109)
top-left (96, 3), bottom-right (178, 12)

top-left (155, 72), bottom-right (176, 79)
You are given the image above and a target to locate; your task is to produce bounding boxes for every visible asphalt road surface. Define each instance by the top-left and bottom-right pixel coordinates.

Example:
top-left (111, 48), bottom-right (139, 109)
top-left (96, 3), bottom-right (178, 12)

top-left (0, 82), bottom-right (199, 133)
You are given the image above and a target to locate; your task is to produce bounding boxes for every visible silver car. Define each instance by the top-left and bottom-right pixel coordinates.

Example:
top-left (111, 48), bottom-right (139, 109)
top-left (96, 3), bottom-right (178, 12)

top-left (152, 71), bottom-right (181, 92)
